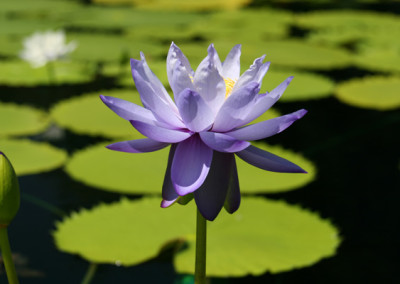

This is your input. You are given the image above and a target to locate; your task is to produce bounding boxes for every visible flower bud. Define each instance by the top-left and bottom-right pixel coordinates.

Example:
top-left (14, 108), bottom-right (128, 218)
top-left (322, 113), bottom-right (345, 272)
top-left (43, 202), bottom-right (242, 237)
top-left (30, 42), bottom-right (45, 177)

top-left (0, 152), bottom-right (20, 227)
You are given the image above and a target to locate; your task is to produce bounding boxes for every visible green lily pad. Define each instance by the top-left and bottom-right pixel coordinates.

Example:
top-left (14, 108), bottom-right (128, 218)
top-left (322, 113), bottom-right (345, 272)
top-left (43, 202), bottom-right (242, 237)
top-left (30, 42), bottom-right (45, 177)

top-left (66, 6), bottom-right (203, 29)
top-left (70, 33), bottom-right (165, 63)
top-left (0, 103), bottom-right (50, 137)
top-left (186, 9), bottom-right (292, 42)
top-left (175, 197), bottom-right (340, 276)
top-left (94, 0), bottom-right (251, 11)
top-left (237, 142), bottom-right (316, 194)
top-left (262, 69), bottom-right (334, 101)
top-left (181, 40), bottom-right (353, 71)
top-left (65, 137), bottom-right (314, 195)
top-left (0, 0), bottom-right (80, 16)
top-left (255, 40), bottom-right (353, 70)
top-left (0, 138), bottom-right (67, 176)
top-left (53, 197), bottom-right (340, 276)
top-left (353, 42), bottom-right (400, 74)
top-left (295, 10), bottom-right (400, 31)
top-left (102, 60), bottom-right (169, 87)
top-left (50, 90), bottom-right (145, 138)
top-left (335, 76), bottom-right (400, 110)
top-left (0, 61), bottom-right (94, 86)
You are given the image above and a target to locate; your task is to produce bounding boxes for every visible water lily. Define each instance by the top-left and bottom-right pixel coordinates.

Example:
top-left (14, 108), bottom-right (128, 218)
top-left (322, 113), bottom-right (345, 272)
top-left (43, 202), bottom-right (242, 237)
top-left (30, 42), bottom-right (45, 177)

top-left (20, 30), bottom-right (77, 68)
top-left (101, 43), bottom-right (307, 221)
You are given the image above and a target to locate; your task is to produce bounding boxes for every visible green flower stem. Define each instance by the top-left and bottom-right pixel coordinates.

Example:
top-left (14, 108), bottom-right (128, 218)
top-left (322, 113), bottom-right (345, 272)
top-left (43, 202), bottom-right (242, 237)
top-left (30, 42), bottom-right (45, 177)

top-left (0, 226), bottom-right (19, 284)
top-left (194, 209), bottom-right (207, 284)
top-left (81, 262), bottom-right (98, 284)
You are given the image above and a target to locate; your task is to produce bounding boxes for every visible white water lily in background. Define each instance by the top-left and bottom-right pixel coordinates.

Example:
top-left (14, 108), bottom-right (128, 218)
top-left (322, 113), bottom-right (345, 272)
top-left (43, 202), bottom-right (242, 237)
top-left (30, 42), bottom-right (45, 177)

top-left (20, 30), bottom-right (77, 68)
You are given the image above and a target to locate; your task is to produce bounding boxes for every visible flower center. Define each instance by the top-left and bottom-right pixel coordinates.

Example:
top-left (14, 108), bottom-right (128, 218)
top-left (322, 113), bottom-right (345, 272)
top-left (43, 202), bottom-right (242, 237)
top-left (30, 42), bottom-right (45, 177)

top-left (224, 78), bottom-right (236, 98)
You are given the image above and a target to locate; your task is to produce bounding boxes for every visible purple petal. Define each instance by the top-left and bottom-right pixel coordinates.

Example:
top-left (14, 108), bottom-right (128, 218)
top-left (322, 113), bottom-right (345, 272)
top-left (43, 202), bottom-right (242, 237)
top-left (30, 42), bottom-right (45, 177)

top-left (222, 44), bottom-right (241, 80)
top-left (233, 55), bottom-right (270, 92)
top-left (106, 138), bottom-right (169, 153)
top-left (161, 144), bottom-right (179, 207)
top-left (100, 95), bottom-right (156, 124)
top-left (200, 132), bottom-right (250, 153)
top-left (226, 109), bottom-right (307, 141)
top-left (130, 120), bottom-right (192, 143)
top-left (212, 81), bottom-right (260, 132)
top-left (223, 156), bottom-right (240, 214)
top-left (241, 76), bottom-right (294, 125)
top-left (131, 59), bottom-right (185, 128)
top-left (236, 145), bottom-right (307, 173)
top-left (176, 89), bottom-right (214, 132)
top-left (171, 136), bottom-right (213, 196)
top-left (131, 54), bottom-right (176, 110)
top-left (194, 152), bottom-right (236, 221)
top-left (167, 43), bottom-right (194, 98)
top-left (193, 44), bottom-right (225, 114)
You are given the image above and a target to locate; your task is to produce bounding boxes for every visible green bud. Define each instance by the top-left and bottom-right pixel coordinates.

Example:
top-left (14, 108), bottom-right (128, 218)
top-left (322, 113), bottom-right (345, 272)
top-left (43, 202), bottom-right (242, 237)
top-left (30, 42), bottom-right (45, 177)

top-left (0, 152), bottom-right (20, 227)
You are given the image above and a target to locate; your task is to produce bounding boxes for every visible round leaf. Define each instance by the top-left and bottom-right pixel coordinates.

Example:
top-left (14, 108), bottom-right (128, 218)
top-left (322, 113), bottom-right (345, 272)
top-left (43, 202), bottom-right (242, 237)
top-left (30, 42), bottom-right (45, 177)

top-left (53, 197), bottom-right (340, 276)
top-left (335, 76), bottom-right (400, 110)
top-left (50, 90), bottom-right (145, 138)
top-left (0, 61), bottom-right (94, 86)
top-left (262, 69), bottom-right (335, 101)
top-left (0, 103), bottom-right (50, 137)
top-left (238, 142), bottom-right (316, 194)
top-left (65, 143), bottom-right (169, 195)
top-left (0, 139), bottom-right (67, 176)
top-left (65, 139), bottom-right (314, 195)
top-left (175, 197), bottom-right (340, 276)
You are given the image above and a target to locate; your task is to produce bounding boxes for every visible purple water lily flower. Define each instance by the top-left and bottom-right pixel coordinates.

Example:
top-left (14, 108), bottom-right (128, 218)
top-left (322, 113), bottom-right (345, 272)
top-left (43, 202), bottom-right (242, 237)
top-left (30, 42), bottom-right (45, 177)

top-left (101, 43), bottom-right (307, 221)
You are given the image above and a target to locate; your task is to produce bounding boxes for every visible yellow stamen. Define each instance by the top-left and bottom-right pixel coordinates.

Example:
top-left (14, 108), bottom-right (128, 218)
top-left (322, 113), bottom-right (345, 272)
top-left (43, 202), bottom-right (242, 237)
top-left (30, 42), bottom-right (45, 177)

top-left (224, 78), bottom-right (236, 98)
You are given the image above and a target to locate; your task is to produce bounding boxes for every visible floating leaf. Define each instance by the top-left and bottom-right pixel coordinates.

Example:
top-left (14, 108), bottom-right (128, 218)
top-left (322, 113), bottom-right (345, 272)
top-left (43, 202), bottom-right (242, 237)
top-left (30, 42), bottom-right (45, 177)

top-left (262, 69), bottom-right (334, 101)
top-left (70, 33), bottom-right (165, 63)
top-left (353, 42), bottom-right (400, 74)
top-left (65, 137), bottom-right (315, 195)
top-left (0, 61), bottom-right (94, 86)
top-left (180, 40), bottom-right (353, 71)
top-left (0, 18), bottom-right (61, 37)
top-left (66, 6), bottom-right (203, 29)
top-left (0, 0), bottom-right (80, 16)
top-left (186, 9), bottom-right (292, 42)
top-left (50, 90), bottom-right (145, 138)
top-left (237, 142), bottom-right (316, 194)
top-left (102, 61), bottom-right (169, 87)
top-left (0, 139), bottom-right (67, 176)
top-left (334, 76), bottom-right (400, 110)
top-left (175, 198), bottom-right (340, 276)
top-left (54, 197), bottom-right (340, 276)
top-left (93, 0), bottom-right (251, 11)
top-left (295, 10), bottom-right (400, 31)
top-left (0, 103), bottom-right (50, 137)
top-left (65, 143), bottom-right (169, 194)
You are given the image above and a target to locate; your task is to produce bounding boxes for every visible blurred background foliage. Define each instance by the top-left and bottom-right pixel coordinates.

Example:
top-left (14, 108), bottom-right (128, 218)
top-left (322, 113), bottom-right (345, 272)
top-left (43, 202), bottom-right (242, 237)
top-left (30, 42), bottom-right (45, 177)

top-left (0, 0), bottom-right (399, 283)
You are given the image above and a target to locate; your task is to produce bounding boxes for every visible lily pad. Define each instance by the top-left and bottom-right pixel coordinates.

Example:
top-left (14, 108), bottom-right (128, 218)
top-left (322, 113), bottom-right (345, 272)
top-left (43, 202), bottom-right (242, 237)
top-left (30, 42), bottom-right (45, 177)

top-left (70, 33), bottom-right (165, 63)
top-left (0, 138), bottom-right (67, 176)
top-left (53, 197), bottom-right (340, 276)
top-left (237, 142), bottom-right (316, 194)
top-left (64, 137), bottom-right (314, 195)
top-left (186, 9), bottom-right (293, 42)
top-left (0, 0), bottom-right (80, 16)
top-left (93, 0), bottom-right (251, 11)
top-left (50, 90), bottom-right (145, 138)
top-left (0, 61), bottom-right (94, 86)
top-left (65, 6), bottom-right (203, 30)
top-left (335, 76), bottom-right (400, 110)
top-left (0, 103), bottom-right (50, 137)
top-left (175, 197), bottom-right (340, 276)
top-left (262, 69), bottom-right (334, 101)
top-left (181, 40), bottom-right (353, 71)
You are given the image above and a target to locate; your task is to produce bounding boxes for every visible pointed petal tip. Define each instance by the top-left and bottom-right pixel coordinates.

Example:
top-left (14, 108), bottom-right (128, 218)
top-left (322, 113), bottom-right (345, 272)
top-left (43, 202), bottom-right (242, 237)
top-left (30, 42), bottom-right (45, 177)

top-left (161, 199), bottom-right (177, 208)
